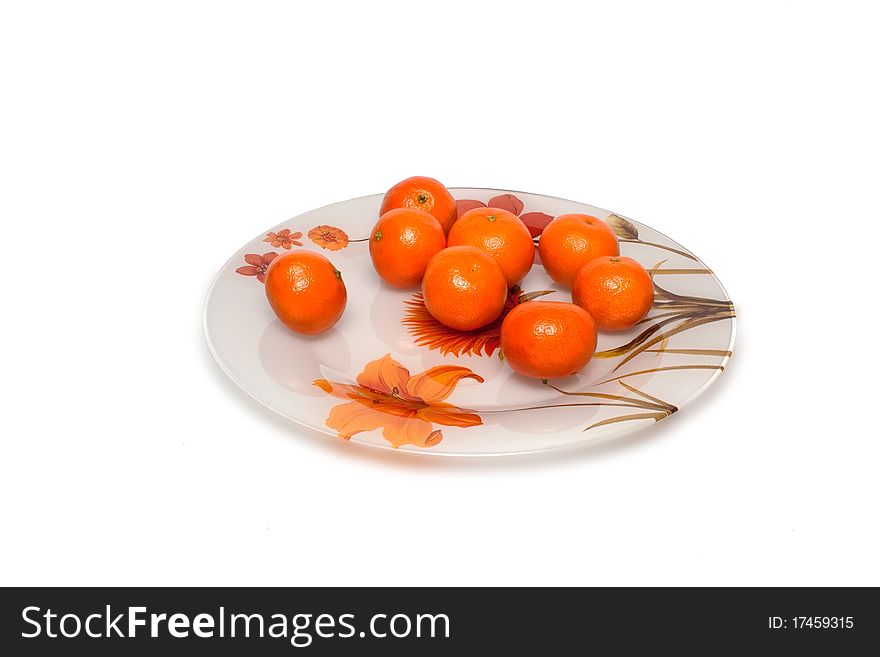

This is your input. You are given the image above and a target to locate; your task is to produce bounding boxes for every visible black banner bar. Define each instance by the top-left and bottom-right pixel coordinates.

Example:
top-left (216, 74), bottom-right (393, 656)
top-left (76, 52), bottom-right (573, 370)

top-left (1, 587), bottom-right (876, 654)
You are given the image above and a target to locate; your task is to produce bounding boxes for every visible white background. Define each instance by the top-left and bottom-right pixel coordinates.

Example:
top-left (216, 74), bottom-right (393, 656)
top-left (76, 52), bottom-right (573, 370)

top-left (2, 1), bottom-right (878, 586)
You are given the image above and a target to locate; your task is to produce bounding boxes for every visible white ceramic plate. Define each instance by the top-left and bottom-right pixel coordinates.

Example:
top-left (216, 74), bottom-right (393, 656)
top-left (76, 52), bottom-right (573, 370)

top-left (205, 188), bottom-right (736, 457)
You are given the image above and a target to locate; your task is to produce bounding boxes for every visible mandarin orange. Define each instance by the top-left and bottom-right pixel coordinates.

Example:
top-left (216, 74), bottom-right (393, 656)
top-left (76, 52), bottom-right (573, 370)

top-left (572, 255), bottom-right (654, 331)
top-left (537, 214), bottom-right (619, 286)
top-left (369, 207), bottom-right (446, 288)
top-left (380, 176), bottom-right (458, 234)
top-left (500, 301), bottom-right (597, 379)
top-left (264, 250), bottom-right (347, 335)
top-left (421, 246), bottom-right (508, 331)
top-left (447, 207), bottom-right (534, 286)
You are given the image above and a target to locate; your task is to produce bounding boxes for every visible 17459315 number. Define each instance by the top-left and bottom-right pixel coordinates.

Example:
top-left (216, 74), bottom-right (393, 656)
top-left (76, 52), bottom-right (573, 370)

top-left (768, 616), bottom-right (854, 630)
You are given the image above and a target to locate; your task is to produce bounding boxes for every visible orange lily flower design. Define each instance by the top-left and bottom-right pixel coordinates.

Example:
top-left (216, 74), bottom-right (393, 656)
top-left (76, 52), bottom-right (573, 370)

top-left (314, 354), bottom-right (484, 448)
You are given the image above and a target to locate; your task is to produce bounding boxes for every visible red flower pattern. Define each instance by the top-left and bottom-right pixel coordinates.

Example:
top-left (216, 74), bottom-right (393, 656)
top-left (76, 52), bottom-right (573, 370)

top-left (403, 288), bottom-right (553, 357)
top-left (235, 252), bottom-right (278, 283)
top-left (455, 193), bottom-right (554, 238)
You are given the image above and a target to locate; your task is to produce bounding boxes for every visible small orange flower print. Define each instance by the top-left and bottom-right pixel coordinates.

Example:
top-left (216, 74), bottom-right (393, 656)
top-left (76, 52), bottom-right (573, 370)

top-left (308, 225), bottom-right (350, 251)
top-left (235, 252), bottom-right (278, 283)
top-left (314, 354), bottom-right (484, 448)
top-left (403, 288), bottom-right (553, 357)
top-left (264, 228), bottom-right (303, 250)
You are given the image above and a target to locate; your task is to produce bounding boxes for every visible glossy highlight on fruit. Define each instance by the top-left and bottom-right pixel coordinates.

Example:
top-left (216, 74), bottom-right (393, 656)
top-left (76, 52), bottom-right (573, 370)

top-left (537, 213), bottom-right (619, 286)
top-left (380, 176), bottom-right (458, 234)
top-left (421, 246), bottom-right (508, 331)
top-left (264, 250), bottom-right (347, 335)
top-left (572, 255), bottom-right (654, 331)
top-left (369, 207), bottom-right (446, 288)
top-left (500, 301), bottom-right (597, 379)
top-left (447, 206), bottom-right (535, 286)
